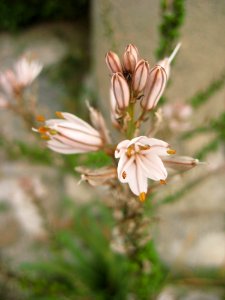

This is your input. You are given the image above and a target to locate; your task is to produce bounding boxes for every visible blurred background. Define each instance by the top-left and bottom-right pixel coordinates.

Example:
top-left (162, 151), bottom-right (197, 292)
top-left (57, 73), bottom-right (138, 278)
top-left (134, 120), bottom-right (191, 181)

top-left (0, 0), bottom-right (224, 299)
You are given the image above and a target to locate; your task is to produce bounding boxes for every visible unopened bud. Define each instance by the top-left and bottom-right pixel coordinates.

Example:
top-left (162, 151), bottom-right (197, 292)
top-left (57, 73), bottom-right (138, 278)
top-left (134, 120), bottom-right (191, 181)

top-left (111, 72), bottom-right (130, 110)
top-left (123, 51), bottom-right (136, 73)
top-left (76, 166), bottom-right (117, 187)
top-left (161, 155), bottom-right (200, 171)
top-left (125, 44), bottom-right (139, 63)
top-left (141, 65), bottom-right (167, 111)
top-left (105, 51), bottom-right (122, 74)
top-left (158, 43), bottom-right (181, 78)
top-left (132, 59), bottom-right (149, 93)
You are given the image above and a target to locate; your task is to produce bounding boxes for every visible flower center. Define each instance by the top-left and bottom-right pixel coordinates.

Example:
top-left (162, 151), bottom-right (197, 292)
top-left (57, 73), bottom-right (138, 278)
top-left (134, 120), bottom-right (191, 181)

top-left (126, 143), bottom-right (150, 157)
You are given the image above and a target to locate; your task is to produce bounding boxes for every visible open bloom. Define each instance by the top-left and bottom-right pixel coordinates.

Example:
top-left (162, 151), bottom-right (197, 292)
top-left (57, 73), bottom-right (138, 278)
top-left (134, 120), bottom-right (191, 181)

top-left (14, 57), bottom-right (42, 87)
top-left (0, 57), bottom-right (42, 96)
top-left (115, 136), bottom-right (174, 201)
top-left (34, 112), bottom-right (104, 154)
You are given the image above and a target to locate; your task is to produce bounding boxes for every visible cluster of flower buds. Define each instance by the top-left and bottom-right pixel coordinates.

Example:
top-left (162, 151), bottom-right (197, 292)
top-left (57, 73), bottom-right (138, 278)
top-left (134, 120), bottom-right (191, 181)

top-left (106, 43), bottom-right (181, 129)
top-left (34, 42), bottom-right (200, 202)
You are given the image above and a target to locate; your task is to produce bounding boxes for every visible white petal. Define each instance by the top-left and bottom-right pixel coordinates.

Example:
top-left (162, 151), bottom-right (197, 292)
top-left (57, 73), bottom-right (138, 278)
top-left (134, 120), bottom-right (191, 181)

top-left (117, 154), bottom-right (135, 182)
top-left (52, 135), bottom-right (99, 151)
top-left (47, 144), bottom-right (80, 154)
top-left (126, 161), bottom-right (147, 196)
top-left (115, 140), bottom-right (130, 158)
top-left (145, 137), bottom-right (169, 148)
top-left (146, 146), bottom-right (169, 156)
top-left (47, 140), bottom-right (80, 154)
top-left (140, 154), bottom-right (167, 180)
top-left (60, 112), bottom-right (99, 135)
top-left (54, 127), bottom-right (102, 146)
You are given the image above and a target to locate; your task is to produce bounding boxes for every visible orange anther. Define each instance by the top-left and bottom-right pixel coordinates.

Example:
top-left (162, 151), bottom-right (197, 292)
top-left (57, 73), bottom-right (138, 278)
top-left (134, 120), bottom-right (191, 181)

top-left (167, 149), bottom-right (176, 155)
top-left (122, 171), bottom-right (126, 179)
top-left (38, 126), bottom-right (48, 133)
top-left (40, 134), bottom-right (50, 140)
top-left (139, 144), bottom-right (150, 151)
top-left (49, 129), bottom-right (57, 135)
top-left (55, 111), bottom-right (64, 119)
top-left (126, 144), bottom-right (134, 158)
top-left (139, 192), bottom-right (146, 202)
top-left (36, 115), bottom-right (45, 122)
top-left (160, 179), bottom-right (167, 185)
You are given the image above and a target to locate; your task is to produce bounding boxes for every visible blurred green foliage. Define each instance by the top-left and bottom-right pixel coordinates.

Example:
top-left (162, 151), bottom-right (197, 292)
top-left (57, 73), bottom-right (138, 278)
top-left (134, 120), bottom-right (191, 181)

top-left (20, 202), bottom-right (129, 299)
top-left (156, 0), bottom-right (185, 59)
top-left (188, 72), bottom-right (225, 108)
top-left (19, 200), bottom-right (169, 300)
top-left (0, 0), bottom-right (89, 31)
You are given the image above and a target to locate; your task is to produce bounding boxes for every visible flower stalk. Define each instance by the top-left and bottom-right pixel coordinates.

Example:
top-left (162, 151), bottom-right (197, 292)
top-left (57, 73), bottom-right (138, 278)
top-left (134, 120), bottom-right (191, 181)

top-left (32, 43), bottom-right (200, 269)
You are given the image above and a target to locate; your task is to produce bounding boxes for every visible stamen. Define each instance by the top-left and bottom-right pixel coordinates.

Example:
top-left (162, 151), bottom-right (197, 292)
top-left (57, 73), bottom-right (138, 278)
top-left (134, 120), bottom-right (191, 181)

top-left (139, 192), bottom-right (146, 202)
top-left (36, 115), bottom-right (45, 122)
top-left (40, 134), bottom-right (50, 140)
top-left (160, 179), bottom-right (167, 185)
top-left (122, 171), bottom-right (126, 179)
top-left (126, 144), bottom-right (134, 158)
top-left (167, 149), bottom-right (176, 155)
top-left (49, 129), bottom-right (58, 135)
top-left (139, 144), bottom-right (150, 151)
top-left (55, 111), bottom-right (64, 119)
top-left (38, 126), bottom-right (48, 133)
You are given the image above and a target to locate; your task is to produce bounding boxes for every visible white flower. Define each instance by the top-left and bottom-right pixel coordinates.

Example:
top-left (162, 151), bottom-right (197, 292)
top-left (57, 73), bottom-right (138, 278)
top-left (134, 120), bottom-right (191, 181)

top-left (14, 57), bottom-right (42, 87)
top-left (34, 112), bottom-right (104, 154)
top-left (0, 57), bottom-right (42, 96)
top-left (115, 136), bottom-right (174, 201)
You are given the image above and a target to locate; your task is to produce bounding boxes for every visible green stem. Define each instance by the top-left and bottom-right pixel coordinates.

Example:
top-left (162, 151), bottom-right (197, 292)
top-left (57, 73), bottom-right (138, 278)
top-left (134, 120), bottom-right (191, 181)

top-left (126, 102), bottom-right (135, 139)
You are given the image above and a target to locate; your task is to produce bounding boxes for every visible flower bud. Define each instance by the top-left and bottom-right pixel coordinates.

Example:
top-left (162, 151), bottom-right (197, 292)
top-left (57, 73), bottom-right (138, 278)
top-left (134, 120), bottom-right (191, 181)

top-left (125, 44), bottom-right (139, 63)
top-left (161, 156), bottom-right (200, 171)
top-left (132, 59), bottom-right (149, 93)
top-left (123, 51), bottom-right (136, 73)
top-left (105, 51), bottom-right (122, 74)
top-left (141, 65), bottom-right (167, 111)
top-left (110, 88), bottom-right (123, 127)
top-left (111, 72), bottom-right (130, 110)
top-left (157, 43), bottom-right (181, 78)
top-left (76, 166), bottom-right (117, 186)
top-left (86, 102), bottom-right (111, 144)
